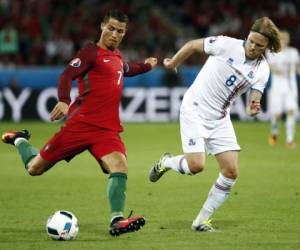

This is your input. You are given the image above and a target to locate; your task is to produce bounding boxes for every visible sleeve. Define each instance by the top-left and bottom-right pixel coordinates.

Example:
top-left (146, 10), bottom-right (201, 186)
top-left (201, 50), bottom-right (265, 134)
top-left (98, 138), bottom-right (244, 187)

top-left (203, 35), bottom-right (227, 56)
top-left (123, 62), bottom-right (152, 77)
top-left (251, 63), bottom-right (270, 93)
top-left (57, 43), bottom-right (97, 104)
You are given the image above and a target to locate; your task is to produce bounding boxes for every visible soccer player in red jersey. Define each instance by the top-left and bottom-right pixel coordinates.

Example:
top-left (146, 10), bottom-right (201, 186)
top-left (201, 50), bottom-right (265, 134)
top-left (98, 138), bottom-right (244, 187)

top-left (2, 10), bottom-right (158, 236)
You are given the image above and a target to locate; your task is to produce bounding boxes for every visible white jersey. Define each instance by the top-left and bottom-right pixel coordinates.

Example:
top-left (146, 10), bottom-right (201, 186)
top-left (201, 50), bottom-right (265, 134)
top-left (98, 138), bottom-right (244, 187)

top-left (182, 36), bottom-right (270, 120)
top-left (267, 46), bottom-right (299, 94)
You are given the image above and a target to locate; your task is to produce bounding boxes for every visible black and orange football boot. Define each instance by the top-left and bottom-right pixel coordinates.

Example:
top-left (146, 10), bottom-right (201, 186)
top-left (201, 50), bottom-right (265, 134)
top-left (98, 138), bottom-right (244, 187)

top-left (109, 212), bottom-right (146, 236)
top-left (1, 129), bottom-right (31, 145)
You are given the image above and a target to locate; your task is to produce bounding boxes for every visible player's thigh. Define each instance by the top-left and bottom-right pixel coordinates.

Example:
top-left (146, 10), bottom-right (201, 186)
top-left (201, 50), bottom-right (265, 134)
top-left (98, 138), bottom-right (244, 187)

top-left (215, 151), bottom-right (238, 179)
top-left (180, 112), bottom-right (207, 172)
top-left (40, 125), bottom-right (89, 164)
top-left (205, 118), bottom-right (240, 155)
top-left (89, 130), bottom-right (127, 173)
top-left (269, 92), bottom-right (284, 115)
top-left (101, 152), bottom-right (128, 173)
top-left (180, 108), bottom-right (206, 154)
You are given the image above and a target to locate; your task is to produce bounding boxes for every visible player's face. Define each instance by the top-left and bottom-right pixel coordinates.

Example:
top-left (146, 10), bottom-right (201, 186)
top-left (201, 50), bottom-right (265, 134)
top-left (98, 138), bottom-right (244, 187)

top-left (245, 31), bottom-right (269, 60)
top-left (100, 18), bottom-right (127, 51)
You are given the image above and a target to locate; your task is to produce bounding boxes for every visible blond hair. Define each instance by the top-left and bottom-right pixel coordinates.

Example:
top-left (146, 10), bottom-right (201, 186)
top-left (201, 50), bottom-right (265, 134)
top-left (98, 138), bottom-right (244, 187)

top-left (251, 17), bottom-right (282, 53)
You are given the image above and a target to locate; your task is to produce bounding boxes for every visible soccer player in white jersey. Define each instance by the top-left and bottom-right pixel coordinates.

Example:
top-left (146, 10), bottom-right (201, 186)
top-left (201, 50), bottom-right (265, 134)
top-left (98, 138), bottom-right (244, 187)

top-left (149, 17), bottom-right (282, 232)
top-left (267, 30), bottom-right (300, 149)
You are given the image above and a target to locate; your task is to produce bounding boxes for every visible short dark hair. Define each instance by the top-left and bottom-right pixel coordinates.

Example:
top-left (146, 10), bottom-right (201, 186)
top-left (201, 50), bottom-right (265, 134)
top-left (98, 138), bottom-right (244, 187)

top-left (103, 10), bottom-right (129, 25)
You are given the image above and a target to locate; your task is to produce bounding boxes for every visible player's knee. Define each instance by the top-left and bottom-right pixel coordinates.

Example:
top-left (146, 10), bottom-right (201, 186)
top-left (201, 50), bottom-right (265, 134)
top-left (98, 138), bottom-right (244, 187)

top-left (287, 110), bottom-right (295, 116)
top-left (222, 168), bottom-right (238, 179)
top-left (116, 166), bottom-right (128, 173)
top-left (27, 167), bottom-right (43, 176)
top-left (27, 164), bottom-right (44, 176)
top-left (228, 171), bottom-right (238, 180)
top-left (187, 160), bottom-right (205, 174)
top-left (113, 159), bottom-right (128, 173)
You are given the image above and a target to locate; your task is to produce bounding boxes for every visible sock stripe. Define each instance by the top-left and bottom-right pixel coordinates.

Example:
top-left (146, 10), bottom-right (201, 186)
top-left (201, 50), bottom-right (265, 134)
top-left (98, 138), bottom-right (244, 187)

top-left (214, 182), bottom-right (231, 192)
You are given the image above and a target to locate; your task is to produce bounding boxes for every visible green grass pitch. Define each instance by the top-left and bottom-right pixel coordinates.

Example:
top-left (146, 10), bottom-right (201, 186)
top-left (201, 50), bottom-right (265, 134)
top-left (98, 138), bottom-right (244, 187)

top-left (0, 121), bottom-right (299, 250)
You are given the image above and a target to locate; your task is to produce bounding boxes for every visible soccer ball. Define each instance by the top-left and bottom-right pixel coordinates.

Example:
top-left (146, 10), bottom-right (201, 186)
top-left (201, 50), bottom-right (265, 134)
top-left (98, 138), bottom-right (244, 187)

top-left (46, 210), bottom-right (79, 240)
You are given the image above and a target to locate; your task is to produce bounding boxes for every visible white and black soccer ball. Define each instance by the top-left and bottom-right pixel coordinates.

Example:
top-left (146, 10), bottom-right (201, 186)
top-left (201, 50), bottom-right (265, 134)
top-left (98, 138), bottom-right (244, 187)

top-left (46, 210), bottom-right (79, 240)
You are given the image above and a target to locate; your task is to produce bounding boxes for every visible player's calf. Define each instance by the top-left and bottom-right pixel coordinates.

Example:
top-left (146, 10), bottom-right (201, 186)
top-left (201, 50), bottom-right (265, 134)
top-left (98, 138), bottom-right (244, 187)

top-left (27, 155), bottom-right (53, 176)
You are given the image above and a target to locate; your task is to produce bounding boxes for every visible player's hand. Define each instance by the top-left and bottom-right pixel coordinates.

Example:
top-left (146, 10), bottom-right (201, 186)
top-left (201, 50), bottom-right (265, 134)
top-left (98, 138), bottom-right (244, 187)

top-left (163, 58), bottom-right (177, 73)
top-left (144, 57), bottom-right (158, 68)
top-left (50, 101), bottom-right (69, 121)
top-left (247, 100), bottom-right (261, 116)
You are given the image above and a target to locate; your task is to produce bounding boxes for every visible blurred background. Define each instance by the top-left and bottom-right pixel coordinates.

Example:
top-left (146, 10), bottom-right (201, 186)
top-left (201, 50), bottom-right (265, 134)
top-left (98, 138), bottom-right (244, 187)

top-left (0, 0), bottom-right (299, 121)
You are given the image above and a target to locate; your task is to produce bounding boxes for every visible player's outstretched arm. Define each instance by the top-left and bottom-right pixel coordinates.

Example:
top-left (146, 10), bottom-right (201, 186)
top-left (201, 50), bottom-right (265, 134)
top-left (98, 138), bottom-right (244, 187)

top-left (50, 101), bottom-right (69, 121)
top-left (124, 58), bottom-right (157, 77)
top-left (144, 57), bottom-right (158, 68)
top-left (246, 89), bottom-right (262, 116)
top-left (163, 39), bottom-right (204, 72)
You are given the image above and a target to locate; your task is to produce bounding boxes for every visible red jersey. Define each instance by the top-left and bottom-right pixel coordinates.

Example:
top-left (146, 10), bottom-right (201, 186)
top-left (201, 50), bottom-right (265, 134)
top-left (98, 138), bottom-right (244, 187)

top-left (57, 42), bottom-right (152, 131)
